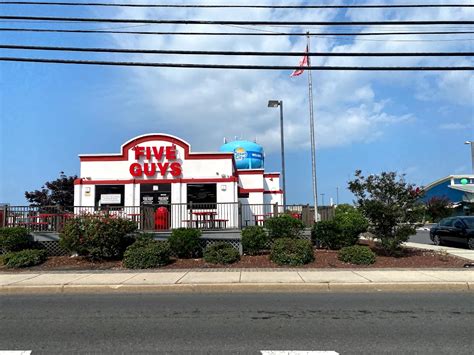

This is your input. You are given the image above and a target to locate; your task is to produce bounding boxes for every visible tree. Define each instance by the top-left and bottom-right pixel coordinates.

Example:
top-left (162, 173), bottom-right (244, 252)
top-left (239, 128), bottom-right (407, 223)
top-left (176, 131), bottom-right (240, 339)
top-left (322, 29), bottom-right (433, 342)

top-left (348, 170), bottom-right (423, 255)
top-left (25, 172), bottom-right (77, 207)
top-left (425, 196), bottom-right (451, 222)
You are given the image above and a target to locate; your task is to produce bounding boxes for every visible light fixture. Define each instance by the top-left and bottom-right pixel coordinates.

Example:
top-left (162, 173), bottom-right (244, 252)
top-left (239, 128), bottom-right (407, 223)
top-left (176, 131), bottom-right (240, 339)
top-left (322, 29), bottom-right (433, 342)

top-left (267, 100), bottom-right (280, 108)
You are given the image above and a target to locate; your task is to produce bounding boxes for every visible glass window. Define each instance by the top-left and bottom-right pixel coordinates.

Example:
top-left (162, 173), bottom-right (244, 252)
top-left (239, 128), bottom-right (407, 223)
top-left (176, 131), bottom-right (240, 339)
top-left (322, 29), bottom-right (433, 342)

top-left (439, 218), bottom-right (453, 227)
top-left (187, 184), bottom-right (217, 206)
top-left (95, 185), bottom-right (125, 208)
top-left (461, 217), bottom-right (474, 229)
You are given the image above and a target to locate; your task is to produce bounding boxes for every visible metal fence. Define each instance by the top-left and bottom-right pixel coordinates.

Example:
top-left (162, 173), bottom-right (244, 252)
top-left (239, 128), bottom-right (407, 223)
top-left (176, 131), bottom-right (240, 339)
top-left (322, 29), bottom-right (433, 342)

top-left (1, 203), bottom-right (335, 233)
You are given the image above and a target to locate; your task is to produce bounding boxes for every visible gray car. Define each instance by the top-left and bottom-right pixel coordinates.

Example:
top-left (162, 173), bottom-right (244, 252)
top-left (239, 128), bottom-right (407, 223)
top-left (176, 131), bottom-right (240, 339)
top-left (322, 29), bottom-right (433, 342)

top-left (429, 216), bottom-right (474, 249)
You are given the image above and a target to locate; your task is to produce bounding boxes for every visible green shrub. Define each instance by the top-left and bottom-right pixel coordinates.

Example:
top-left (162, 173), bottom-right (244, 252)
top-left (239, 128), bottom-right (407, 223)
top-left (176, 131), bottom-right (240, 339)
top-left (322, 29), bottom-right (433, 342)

top-left (270, 238), bottom-right (314, 266)
top-left (168, 228), bottom-right (202, 258)
top-left (338, 245), bottom-right (376, 265)
top-left (264, 214), bottom-right (305, 240)
top-left (123, 239), bottom-right (171, 269)
top-left (241, 226), bottom-right (268, 255)
top-left (311, 205), bottom-right (368, 250)
top-left (203, 242), bottom-right (240, 264)
top-left (1, 249), bottom-right (47, 268)
top-left (311, 220), bottom-right (339, 249)
top-left (0, 227), bottom-right (32, 252)
top-left (59, 215), bottom-right (137, 260)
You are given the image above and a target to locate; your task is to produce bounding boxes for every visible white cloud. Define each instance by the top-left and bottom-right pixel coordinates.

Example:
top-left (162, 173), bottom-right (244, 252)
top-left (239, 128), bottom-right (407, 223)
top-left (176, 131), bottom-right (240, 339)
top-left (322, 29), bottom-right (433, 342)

top-left (99, 0), bottom-right (472, 153)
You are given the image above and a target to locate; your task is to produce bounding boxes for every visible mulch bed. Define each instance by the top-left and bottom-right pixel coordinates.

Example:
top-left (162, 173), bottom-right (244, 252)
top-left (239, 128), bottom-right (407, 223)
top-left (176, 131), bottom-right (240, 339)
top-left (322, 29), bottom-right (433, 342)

top-left (1, 242), bottom-right (469, 271)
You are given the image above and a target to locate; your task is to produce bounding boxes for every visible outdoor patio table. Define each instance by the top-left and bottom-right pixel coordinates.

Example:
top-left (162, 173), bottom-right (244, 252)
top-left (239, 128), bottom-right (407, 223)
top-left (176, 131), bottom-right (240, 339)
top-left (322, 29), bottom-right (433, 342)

top-left (191, 211), bottom-right (217, 229)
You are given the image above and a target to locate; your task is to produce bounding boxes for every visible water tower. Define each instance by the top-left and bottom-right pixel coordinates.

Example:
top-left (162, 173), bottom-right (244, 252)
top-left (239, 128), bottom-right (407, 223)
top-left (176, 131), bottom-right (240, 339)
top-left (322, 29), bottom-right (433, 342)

top-left (219, 139), bottom-right (264, 170)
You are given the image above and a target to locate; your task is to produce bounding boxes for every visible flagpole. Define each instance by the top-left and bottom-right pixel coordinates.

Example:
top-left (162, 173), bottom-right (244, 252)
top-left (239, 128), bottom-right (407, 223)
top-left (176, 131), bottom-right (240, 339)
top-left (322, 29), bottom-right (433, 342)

top-left (306, 32), bottom-right (319, 222)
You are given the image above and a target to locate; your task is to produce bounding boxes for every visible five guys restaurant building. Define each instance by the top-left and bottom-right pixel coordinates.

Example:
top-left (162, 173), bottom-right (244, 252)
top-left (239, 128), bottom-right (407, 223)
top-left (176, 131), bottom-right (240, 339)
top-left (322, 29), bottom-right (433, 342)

top-left (73, 133), bottom-right (285, 230)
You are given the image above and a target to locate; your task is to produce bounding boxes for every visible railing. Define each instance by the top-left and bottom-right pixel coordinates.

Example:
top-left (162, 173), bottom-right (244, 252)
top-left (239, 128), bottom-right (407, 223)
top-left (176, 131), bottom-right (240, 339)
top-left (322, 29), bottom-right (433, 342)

top-left (3, 203), bottom-right (334, 232)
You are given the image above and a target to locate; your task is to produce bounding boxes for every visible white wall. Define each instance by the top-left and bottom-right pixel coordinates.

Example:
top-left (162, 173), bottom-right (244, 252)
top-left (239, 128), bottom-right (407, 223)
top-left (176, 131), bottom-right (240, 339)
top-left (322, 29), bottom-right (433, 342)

top-left (81, 142), bottom-right (234, 180)
top-left (239, 173), bottom-right (264, 190)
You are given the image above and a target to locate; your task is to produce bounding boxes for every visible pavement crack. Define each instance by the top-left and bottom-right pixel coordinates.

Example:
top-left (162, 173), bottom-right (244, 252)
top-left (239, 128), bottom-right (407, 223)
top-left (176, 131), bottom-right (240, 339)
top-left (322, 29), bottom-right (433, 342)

top-left (175, 271), bottom-right (189, 284)
top-left (351, 271), bottom-right (372, 282)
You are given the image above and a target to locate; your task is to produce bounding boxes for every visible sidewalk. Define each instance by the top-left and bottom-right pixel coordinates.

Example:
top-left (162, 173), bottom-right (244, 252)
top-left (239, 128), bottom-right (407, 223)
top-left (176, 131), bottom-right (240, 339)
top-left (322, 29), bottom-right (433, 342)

top-left (1, 269), bottom-right (473, 294)
top-left (404, 241), bottom-right (474, 262)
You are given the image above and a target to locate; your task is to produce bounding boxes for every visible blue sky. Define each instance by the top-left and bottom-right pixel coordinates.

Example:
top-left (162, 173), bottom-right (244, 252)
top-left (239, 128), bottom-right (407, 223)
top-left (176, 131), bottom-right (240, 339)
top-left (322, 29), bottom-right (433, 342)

top-left (0, 0), bottom-right (473, 206)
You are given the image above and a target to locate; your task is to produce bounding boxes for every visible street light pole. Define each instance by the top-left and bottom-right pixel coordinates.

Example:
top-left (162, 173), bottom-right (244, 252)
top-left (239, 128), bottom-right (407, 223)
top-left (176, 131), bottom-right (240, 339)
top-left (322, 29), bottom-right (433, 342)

top-left (268, 100), bottom-right (287, 210)
top-left (465, 141), bottom-right (474, 173)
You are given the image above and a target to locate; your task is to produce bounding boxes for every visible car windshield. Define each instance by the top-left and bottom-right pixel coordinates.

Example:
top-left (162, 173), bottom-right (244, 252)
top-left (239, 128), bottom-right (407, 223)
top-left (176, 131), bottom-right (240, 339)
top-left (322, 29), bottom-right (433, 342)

top-left (461, 217), bottom-right (474, 228)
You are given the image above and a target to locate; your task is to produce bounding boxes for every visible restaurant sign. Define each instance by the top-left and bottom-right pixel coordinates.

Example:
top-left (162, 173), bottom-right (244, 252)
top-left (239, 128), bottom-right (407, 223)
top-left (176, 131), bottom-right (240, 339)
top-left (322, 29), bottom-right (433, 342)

top-left (129, 145), bottom-right (182, 178)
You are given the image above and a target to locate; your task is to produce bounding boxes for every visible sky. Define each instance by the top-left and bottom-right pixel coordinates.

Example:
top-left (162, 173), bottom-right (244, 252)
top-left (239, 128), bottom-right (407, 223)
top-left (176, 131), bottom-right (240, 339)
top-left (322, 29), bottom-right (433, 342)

top-left (0, 0), bottom-right (473, 206)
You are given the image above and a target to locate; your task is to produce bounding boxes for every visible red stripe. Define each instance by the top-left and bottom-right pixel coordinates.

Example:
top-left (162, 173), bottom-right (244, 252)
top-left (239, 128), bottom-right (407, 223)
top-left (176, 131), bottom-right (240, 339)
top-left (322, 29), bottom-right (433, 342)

top-left (75, 177), bottom-right (238, 185)
top-left (264, 173), bottom-right (280, 178)
top-left (236, 169), bottom-right (264, 176)
top-left (239, 188), bottom-right (265, 193)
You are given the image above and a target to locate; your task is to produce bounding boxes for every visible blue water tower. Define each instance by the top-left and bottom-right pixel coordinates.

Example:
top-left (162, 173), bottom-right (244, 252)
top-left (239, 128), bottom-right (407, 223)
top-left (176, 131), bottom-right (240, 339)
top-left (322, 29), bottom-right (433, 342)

top-left (219, 140), bottom-right (264, 169)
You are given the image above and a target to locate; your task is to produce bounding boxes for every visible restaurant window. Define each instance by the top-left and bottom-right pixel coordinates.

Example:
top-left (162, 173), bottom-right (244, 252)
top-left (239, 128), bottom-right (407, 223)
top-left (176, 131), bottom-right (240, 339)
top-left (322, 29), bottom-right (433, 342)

top-left (95, 185), bottom-right (125, 209)
top-left (187, 184), bottom-right (217, 206)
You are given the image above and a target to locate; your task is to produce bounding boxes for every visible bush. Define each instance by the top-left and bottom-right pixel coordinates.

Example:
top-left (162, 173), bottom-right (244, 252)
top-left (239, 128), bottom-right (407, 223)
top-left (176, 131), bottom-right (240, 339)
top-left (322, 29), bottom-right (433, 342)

top-left (348, 170), bottom-right (423, 255)
top-left (264, 214), bottom-right (305, 240)
top-left (59, 215), bottom-right (137, 260)
top-left (311, 205), bottom-right (368, 250)
top-left (0, 227), bottom-right (32, 252)
top-left (203, 242), bottom-right (240, 264)
top-left (123, 238), bottom-right (171, 269)
top-left (311, 220), bottom-right (339, 249)
top-left (168, 228), bottom-right (202, 258)
top-left (241, 226), bottom-right (268, 255)
top-left (270, 238), bottom-right (314, 266)
top-left (338, 245), bottom-right (376, 265)
top-left (1, 249), bottom-right (47, 268)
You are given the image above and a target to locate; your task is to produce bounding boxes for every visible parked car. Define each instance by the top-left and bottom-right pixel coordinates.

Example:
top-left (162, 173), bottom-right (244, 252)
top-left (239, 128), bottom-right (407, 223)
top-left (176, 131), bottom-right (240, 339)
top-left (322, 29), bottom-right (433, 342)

top-left (429, 216), bottom-right (474, 249)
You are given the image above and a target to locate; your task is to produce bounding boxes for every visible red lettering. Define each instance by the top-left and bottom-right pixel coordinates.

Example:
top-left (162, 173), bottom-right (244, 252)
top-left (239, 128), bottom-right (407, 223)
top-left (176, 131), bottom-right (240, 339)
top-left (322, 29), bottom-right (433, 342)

top-left (152, 146), bottom-right (165, 160)
top-left (166, 146), bottom-right (177, 160)
top-left (157, 162), bottom-right (169, 176)
top-left (134, 146), bottom-right (144, 160)
top-left (170, 162), bottom-right (182, 177)
top-left (143, 163), bottom-right (156, 177)
top-left (129, 163), bottom-right (142, 177)
top-left (145, 147), bottom-right (151, 160)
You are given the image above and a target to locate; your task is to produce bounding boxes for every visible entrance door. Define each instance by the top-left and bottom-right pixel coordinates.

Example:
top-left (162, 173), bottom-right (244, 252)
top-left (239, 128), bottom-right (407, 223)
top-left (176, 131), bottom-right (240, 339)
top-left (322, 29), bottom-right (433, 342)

top-left (140, 184), bottom-right (172, 230)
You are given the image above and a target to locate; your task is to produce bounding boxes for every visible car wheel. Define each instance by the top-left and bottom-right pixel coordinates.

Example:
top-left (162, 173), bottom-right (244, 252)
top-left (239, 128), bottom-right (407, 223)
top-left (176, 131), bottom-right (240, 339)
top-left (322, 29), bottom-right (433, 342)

top-left (468, 238), bottom-right (474, 250)
top-left (433, 235), bottom-right (443, 246)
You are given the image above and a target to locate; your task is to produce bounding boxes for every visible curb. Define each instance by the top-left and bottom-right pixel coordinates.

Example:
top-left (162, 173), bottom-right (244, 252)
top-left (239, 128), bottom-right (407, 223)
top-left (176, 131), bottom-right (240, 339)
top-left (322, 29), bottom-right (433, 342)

top-left (1, 282), bottom-right (472, 294)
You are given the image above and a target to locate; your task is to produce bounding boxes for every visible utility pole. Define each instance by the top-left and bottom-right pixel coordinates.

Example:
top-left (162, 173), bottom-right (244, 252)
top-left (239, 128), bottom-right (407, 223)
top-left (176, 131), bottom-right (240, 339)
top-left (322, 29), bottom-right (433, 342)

top-left (268, 100), bottom-right (287, 210)
top-left (307, 32), bottom-right (319, 222)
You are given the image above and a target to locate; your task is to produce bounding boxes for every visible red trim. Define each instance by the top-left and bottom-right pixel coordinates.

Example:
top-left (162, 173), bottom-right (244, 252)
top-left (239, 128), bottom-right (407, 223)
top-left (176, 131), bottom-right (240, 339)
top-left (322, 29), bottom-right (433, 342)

top-left (239, 188), bottom-right (265, 193)
top-left (75, 177), bottom-right (237, 185)
top-left (79, 134), bottom-right (234, 162)
top-left (264, 190), bottom-right (284, 194)
top-left (236, 169), bottom-right (264, 176)
top-left (264, 173), bottom-right (280, 178)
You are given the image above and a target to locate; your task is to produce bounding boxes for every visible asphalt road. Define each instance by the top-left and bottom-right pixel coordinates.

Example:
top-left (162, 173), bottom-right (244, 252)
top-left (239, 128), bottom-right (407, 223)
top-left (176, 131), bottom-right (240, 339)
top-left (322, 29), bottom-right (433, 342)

top-left (409, 230), bottom-right (432, 245)
top-left (1, 293), bottom-right (473, 354)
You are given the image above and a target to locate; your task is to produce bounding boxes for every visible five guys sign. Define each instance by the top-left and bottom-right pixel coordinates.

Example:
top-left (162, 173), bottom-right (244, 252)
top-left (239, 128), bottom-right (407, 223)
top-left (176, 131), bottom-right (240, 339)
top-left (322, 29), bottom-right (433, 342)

top-left (129, 145), bottom-right (182, 177)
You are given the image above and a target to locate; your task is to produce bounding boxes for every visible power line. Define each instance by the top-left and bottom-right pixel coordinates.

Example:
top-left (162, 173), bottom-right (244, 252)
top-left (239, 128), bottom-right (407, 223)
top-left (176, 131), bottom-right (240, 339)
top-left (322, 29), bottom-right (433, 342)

top-left (1, 57), bottom-right (473, 70)
top-left (2, 44), bottom-right (473, 57)
top-left (1, 16), bottom-right (474, 26)
top-left (1, 1), bottom-right (473, 9)
top-left (1, 27), bottom-right (474, 38)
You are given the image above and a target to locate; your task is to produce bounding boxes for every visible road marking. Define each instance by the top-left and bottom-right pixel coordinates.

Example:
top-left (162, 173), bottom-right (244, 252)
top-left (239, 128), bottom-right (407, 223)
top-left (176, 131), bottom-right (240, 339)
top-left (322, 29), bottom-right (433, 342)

top-left (0, 352), bottom-right (32, 355)
top-left (261, 352), bottom-right (339, 355)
